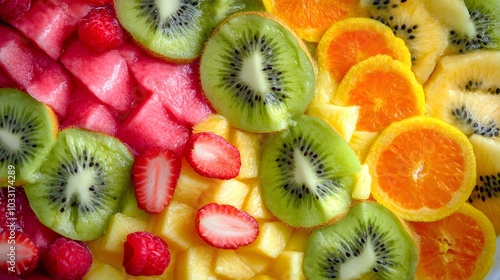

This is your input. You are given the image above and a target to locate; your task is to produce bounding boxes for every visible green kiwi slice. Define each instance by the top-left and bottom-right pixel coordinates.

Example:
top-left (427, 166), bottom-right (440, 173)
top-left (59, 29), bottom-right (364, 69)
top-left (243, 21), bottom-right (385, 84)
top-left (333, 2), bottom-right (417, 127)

top-left (24, 128), bottom-right (134, 241)
top-left (113, 0), bottom-right (263, 62)
top-left (303, 202), bottom-right (418, 280)
top-left (259, 115), bottom-right (360, 228)
top-left (0, 88), bottom-right (57, 186)
top-left (200, 12), bottom-right (316, 133)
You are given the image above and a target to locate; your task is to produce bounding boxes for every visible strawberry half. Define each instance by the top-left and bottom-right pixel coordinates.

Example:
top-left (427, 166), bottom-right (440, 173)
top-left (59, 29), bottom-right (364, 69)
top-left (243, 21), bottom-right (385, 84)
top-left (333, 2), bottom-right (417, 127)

top-left (185, 132), bottom-right (241, 179)
top-left (196, 203), bottom-right (259, 249)
top-left (0, 231), bottom-right (39, 276)
top-left (132, 147), bottom-right (181, 214)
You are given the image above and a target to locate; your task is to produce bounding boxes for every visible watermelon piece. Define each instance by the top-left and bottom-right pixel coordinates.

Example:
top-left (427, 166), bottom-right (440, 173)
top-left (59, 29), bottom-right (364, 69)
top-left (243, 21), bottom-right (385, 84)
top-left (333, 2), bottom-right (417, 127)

top-left (61, 39), bottom-right (135, 114)
top-left (120, 43), bottom-right (213, 126)
top-left (116, 94), bottom-right (191, 157)
top-left (0, 24), bottom-right (71, 117)
top-left (10, 0), bottom-right (92, 59)
top-left (61, 87), bottom-right (119, 136)
top-left (0, 67), bottom-right (17, 88)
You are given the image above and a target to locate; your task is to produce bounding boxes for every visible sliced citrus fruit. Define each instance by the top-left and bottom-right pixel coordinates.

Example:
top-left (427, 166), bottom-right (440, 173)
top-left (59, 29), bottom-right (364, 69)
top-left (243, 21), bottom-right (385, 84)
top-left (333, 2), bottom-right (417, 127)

top-left (332, 54), bottom-right (425, 132)
top-left (365, 116), bottom-right (476, 222)
top-left (316, 17), bottom-right (412, 85)
top-left (262, 0), bottom-right (360, 43)
top-left (410, 203), bottom-right (496, 280)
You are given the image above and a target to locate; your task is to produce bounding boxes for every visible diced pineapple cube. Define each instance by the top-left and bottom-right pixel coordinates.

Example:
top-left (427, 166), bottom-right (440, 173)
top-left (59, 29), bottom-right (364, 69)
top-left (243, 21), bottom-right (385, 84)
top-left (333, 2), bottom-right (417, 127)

top-left (98, 213), bottom-right (149, 268)
top-left (271, 251), bottom-right (306, 280)
top-left (238, 251), bottom-right (272, 274)
top-left (149, 201), bottom-right (201, 251)
top-left (352, 164), bottom-right (372, 200)
top-left (176, 246), bottom-right (217, 280)
top-left (285, 230), bottom-right (311, 252)
top-left (173, 159), bottom-right (214, 207)
top-left (242, 182), bottom-right (275, 220)
top-left (214, 250), bottom-right (256, 280)
top-left (241, 221), bottom-right (293, 258)
top-left (200, 179), bottom-right (251, 209)
top-left (83, 258), bottom-right (123, 279)
top-left (193, 113), bottom-right (231, 140)
top-left (251, 275), bottom-right (278, 280)
top-left (348, 130), bottom-right (379, 163)
top-left (307, 103), bottom-right (359, 142)
top-left (230, 129), bottom-right (262, 179)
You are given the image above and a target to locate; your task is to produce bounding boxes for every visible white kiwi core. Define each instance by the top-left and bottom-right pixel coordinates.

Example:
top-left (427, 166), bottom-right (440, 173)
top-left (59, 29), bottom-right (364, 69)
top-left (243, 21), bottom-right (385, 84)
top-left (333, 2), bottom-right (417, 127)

top-left (0, 129), bottom-right (21, 151)
top-left (339, 240), bottom-right (377, 279)
top-left (240, 51), bottom-right (268, 94)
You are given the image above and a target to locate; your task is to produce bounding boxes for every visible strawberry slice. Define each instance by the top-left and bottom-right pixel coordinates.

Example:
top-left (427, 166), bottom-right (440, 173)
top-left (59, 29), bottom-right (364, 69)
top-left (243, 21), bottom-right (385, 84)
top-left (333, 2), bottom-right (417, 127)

top-left (132, 147), bottom-right (181, 214)
top-left (0, 231), bottom-right (39, 276)
top-left (185, 132), bottom-right (241, 179)
top-left (196, 203), bottom-right (259, 249)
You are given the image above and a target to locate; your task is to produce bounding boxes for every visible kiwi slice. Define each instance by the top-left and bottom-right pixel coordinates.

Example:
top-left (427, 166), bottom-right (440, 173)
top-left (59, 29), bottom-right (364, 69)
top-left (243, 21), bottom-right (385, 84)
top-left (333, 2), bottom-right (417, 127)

top-left (24, 128), bottom-right (134, 241)
top-left (425, 50), bottom-right (500, 138)
top-left (361, 0), bottom-right (448, 84)
top-left (113, 0), bottom-right (263, 62)
top-left (303, 202), bottom-right (418, 280)
top-left (0, 88), bottom-right (57, 186)
top-left (200, 12), bottom-right (316, 133)
top-left (259, 115), bottom-right (360, 228)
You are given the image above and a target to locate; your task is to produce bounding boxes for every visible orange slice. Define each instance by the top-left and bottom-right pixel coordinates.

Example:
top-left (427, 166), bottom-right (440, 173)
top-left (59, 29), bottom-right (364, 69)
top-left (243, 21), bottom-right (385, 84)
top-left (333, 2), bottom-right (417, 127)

top-left (332, 54), bottom-right (425, 132)
top-left (410, 203), bottom-right (496, 280)
top-left (262, 0), bottom-right (360, 42)
top-left (365, 116), bottom-right (476, 222)
top-left (317, 17), bottom-right (412, 85)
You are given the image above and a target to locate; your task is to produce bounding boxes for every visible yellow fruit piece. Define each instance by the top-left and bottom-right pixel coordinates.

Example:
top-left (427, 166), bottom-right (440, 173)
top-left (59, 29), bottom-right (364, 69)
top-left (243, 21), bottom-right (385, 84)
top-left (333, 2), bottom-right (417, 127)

top-left (307, 103), bottom-right (359, 142)
top-left (352, 164), bottom-right (372, 200)
top-left (230, 128), bottom-right (262, 179)
top-left (252, 275), bottom-right (278, 280)
top-left (200, 179), bottom-right (251, 209)
top-left (271, 251), bottom-right (306, 280)
top-left (242, 181), bottom-right (275, 221)
top-left (285, 230), bottom-right (311, 252)
top-left (332, 54), bottom-right (425, 133)
top-left (193, 113), bottom-right (231, 140)
top-left (173, 159), bottom-right (215, 207)
top-left (241, 221), bottom-right (293, 258)
top-left (238, 251), bottom-right (272, 274)
top-left (348, 130), bottom-right (379, 163)
top-left (366, 116), bottom-right (476, 222)
top-left (214, 250), bottom-right (256, 280)
top-left (149, 201), bottom-right (201, 250)
top-left (83, 258), bottom-right (123, 279)
top-left (176, 246), bottom-right (217, 280)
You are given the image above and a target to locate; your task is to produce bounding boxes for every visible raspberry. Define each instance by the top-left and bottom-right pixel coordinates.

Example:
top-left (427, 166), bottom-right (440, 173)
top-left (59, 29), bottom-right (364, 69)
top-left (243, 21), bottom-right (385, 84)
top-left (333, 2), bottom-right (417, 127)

top-left (77, 5), bottom-right (125, 53)
top-left (43, 237), bottom-right (92, 280)
top-left (123, 231), bottom-right (171, 276)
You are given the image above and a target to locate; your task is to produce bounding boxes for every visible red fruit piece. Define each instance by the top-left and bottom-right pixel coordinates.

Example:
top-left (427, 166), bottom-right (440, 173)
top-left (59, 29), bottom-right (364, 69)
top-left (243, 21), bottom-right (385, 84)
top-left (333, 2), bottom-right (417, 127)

top-left (43, 237), bottom-right (92, 280)
top-left (0, 231), bottom-right (40, 276)
top-left (123, 231), bottom-right (170, 276)
top-left (0, 0), bottom-right (31, 21)
top-left (78, 5), bottom-right (124, 53)
top-left (196, 203), bottom-right (259, 250)
top-left (185, 132), bottom-right (241, 179)
top-left (132, 147), bottom-right (181, 214)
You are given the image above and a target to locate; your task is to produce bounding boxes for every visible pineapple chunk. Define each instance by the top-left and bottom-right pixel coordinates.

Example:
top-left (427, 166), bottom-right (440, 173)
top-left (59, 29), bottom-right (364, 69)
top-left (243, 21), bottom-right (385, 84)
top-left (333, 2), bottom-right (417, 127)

top-left (173, 159), bottom-right (214, 207)
top-left (200, 179), bottom-right (251, 209)
top-left (242, 182), bottom-right (275, 221)
top-left (252, 275), bottom-right (278, 280)
top-left (83, 258), bottom-right (123, 279)
top-left (348, 130), bottom-right (379, 163)
top-left (285, 230), bottom-right (311, 252)
top-left (352, 164), bottom-right (372, 200)
top-left (230, 129), bottom-right (262, 179)
top-left (271, 251), bottom-right (306, 280)
top-left (98, 213), bottom-right (148, 268)
top-left (214, 250), bottom-right (256, 280)
top-left (176, 246), bottom-right (217, 280)
top-left (149, 201), bottom-right (201, 250)
top-left (193, 113), bottom-right (231, 140)
top-left (241, 221), bottom-right (293, 258)
top-left (308, 103), bottom-right (359, 142)
top-left (238, 251), bottom-right (272, 274)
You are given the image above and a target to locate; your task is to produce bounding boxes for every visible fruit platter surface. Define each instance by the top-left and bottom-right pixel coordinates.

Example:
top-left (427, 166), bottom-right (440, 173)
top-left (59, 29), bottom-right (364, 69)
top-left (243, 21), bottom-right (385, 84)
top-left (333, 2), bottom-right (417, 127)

top-left (0, 0), bottom-right (500, 279)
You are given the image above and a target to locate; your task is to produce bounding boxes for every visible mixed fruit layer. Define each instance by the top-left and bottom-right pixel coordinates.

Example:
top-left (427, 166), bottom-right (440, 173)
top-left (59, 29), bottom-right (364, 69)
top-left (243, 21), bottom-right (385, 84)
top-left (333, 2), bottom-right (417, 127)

top-left (0, 0), bottom-right (500, 279)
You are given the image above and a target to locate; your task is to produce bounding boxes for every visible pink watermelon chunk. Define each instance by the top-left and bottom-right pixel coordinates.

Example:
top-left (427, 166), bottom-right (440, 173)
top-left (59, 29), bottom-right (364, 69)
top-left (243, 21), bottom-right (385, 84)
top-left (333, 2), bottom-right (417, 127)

top-left (120, 43), bottom-right (213, 126)
top-left (61, 87), bottom-right (119, 136)
top-left (0, 24), bottom-right (71, 117)
top-left (61, 39), bottom-right (135, 114)
top-left (116, 94), bottom-right (191, 157)
top-left (10, 0), bottom-right (92, 59)
top-left (0, 67), bottom-right (17, 88)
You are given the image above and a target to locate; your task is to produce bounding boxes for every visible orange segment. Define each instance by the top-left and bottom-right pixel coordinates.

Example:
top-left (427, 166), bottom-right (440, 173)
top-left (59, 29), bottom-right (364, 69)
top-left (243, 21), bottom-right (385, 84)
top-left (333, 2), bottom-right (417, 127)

top-left (317, 17), bottom-right (412, 84)
top-left (410, 203), bottom-right (496, 280)
top-left (365, 116), bottom-right (476, 222)
top-left (333, 54), bottom-right (425, 132)
top-left (262, 0), bottom-right (360, 42)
